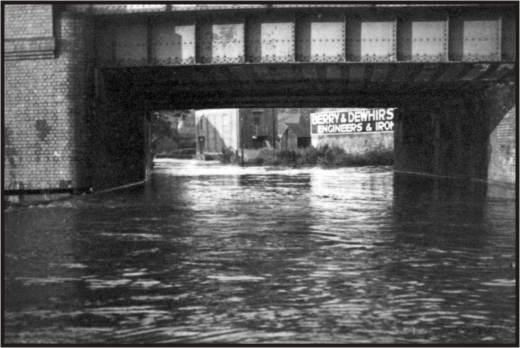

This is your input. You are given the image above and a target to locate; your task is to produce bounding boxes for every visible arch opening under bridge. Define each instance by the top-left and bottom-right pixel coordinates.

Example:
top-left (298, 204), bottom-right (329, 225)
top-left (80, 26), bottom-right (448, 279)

top-left (90, 61), bottom-right (515, 191)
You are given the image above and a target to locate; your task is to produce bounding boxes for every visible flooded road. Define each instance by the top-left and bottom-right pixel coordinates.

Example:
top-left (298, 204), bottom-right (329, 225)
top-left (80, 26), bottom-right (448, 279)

top-left (3, 159), bottom-right (516, 344)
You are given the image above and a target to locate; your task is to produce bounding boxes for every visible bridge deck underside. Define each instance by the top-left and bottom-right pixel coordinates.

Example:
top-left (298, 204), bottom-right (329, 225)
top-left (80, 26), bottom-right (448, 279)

top-left (102, 62), bottom-right (515, 109)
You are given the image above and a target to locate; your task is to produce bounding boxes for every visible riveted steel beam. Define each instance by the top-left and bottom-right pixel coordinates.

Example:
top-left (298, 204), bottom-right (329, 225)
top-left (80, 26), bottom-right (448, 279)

top-left (347, 17), bottom-right (397, 62)
top-left (246, 13), bottom-right (295, 63)
top-left (296, 13), bottom-right (345, 62)
top-left (196, 15), bottom-right (245, 64)
top-left (150, 19), bottom-right (196, 65)
top-left (449, 15), bottom-right (502, 62)
top-left (93, 6), bottom-right (516, 68)
top-left (398, 17), bottom-right (448, 62)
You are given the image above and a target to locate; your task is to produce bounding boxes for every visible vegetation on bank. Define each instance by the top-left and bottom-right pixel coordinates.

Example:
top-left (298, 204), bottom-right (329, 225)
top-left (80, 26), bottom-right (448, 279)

top-left (154, 148), bottom-right (196, 159)
top-left (151, 110), bottom-right (196, 158)
top-left (221, 145), bottom-right (393, 167)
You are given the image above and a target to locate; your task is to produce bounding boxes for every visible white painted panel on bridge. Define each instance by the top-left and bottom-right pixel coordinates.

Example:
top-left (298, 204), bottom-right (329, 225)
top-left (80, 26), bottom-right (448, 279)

top-left (151, 23), bottom-right (195, 65)
top-left (310, 22), bottom-right (345, 62)
top-left (91, 4), bottom-right (165, 14)
top-left (90, 5), bottom-right (126, 13)
top-left (463, 20), bottom-right (500, 61)
top-left (411, 21), bottom-right (447, 61)
top-left (360, 21), bottom-right (396, 61)
top-left (114, 24), bottom-right (147, 66)
top-left (212, 23), bottom-right (245, 63)
top-left (126, 4), bottom-right (166, 12)
top-left (260, 22), bottom-right (294, 62)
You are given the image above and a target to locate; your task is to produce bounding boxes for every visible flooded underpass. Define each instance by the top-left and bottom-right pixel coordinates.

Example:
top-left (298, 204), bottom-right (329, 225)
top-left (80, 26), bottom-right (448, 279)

top-left (3, 159), bottom-right (516, 344)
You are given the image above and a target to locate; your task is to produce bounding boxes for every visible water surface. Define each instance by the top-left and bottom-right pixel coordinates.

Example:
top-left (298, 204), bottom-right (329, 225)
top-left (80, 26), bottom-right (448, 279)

top-left (3, 159), bottom-right (516, 344)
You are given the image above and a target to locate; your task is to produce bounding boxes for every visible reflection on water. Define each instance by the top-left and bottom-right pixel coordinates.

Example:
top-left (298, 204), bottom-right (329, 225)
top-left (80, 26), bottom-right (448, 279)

top-left (3, 159), bottom-right (516, 344)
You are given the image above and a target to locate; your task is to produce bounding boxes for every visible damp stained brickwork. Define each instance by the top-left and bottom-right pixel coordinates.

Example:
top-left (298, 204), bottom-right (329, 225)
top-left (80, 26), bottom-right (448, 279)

top-left (4, 5), bottom-right (94, 190)
top-left (35, 120), bottom-right (52, 141)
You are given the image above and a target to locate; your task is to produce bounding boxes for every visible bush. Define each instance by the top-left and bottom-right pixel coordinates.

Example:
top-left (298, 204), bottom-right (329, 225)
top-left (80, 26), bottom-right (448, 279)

top-left (221, 146), bottom-right (239, 164)
top-left (297, 147), bottom-right (318, 166)
top-left (220, 145), bottom-right (393, 167)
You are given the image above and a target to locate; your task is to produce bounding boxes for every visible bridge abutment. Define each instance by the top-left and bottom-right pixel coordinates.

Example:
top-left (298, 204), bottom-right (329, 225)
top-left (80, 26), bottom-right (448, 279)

top-left (5, 7), bottom-right (94, 194)
top-left (89, 72), bottom-right (150, 190)
top-left (394, 82), bottom-right (516, 189)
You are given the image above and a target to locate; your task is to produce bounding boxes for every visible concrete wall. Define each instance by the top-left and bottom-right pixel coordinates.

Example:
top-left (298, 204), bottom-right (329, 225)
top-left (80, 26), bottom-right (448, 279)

top-left (394, 82), bottom-right (516, 185)
top-left (4, 6), bottom-right (94, 191)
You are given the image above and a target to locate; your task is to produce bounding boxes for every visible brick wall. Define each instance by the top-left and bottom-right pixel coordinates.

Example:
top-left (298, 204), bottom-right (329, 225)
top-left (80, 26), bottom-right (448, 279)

top-left (4, 6), bottom-right (94, 191)
top-left (486, 83), bottom-right (516, 184)
top-left (5, 5), bottom-right (54, 38)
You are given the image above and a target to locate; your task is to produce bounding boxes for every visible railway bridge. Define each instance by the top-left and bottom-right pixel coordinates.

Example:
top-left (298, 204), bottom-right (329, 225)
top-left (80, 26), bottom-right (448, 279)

top-left (4, 3), bottom-right (517, 193)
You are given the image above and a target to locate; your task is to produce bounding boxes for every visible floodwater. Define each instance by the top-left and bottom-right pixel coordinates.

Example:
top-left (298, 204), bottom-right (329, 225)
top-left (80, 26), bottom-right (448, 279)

top-left (3, 159), bottom-right (517, 344)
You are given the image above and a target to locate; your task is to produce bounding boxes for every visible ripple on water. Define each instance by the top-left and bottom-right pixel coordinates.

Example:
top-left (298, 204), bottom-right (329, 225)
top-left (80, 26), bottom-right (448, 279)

top-left (99, 232), bottom-right (163, 241)
top-left (3, 160), bottom-right (516, 345)
top-left (207, 274), bottom-right (266, 282)
top-left (481, 279), bottom-right (515, 287)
